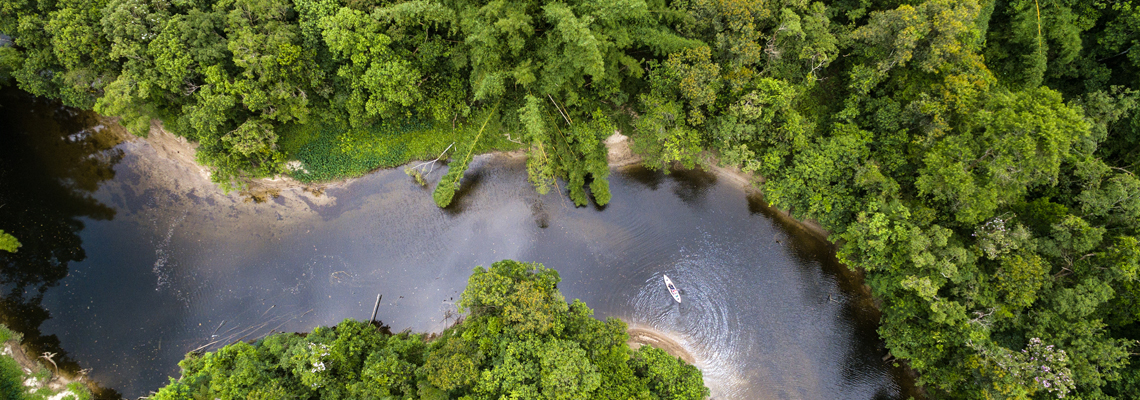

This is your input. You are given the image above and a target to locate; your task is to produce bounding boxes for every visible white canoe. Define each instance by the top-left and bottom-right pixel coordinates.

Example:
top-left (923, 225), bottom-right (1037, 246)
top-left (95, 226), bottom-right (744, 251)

top-left (663, 274), bottom-right (681, 303)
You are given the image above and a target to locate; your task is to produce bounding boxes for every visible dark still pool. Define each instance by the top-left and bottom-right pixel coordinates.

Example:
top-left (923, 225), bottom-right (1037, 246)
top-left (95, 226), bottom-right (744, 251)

top-left (0, 90), bottom-right (917, 399)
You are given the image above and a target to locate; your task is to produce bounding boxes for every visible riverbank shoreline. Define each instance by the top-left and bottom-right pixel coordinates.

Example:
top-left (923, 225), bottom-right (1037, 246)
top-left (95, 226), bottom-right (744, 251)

top-left (703, 162), bottom-right (833, 243)
top-left (625, 327), bottom-right (696, 365)
top-left (599, 131), bottom-right (834, 243)
top-left (124, 120), bottom-right (832, 238)
top-left (2, 336), bottom-right (90, 400)
top-left (127, 120), bottom-right (825, 241)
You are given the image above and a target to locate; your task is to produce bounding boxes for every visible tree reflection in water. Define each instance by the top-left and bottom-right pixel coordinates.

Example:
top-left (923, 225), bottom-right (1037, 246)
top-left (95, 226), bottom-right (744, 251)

top-left (0, 87), bottom-right (124, 398)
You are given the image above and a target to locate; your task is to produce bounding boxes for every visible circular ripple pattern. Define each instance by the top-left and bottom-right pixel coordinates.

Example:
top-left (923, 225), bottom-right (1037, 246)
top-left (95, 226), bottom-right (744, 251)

top-left (629, 232), bottom-right (751, 399)
top-left (290, 254), bottom-right (352, 294)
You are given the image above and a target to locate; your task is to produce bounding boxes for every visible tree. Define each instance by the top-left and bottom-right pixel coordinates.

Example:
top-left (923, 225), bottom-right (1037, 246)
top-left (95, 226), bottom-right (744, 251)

top-left (0, 46), bottom-right (23, 87)
top-left (630, 346), bottom-right (708, 400)
top-left (519, 94), bottom-right (556, 195)
top-left (849, 0), bottom-right (984, 90)
top-left (6, 0), bottom-right (117, 108)
top-left (539, 339), bottom-right (601, 399)
top-left (459, 260), bottom-right (568, 335)
top-left (319, 7), bottom-right (422, 127)
top-left (433, 106), bottom-right (498, 208)
top-left (916, 87), bottom-right (1087, 225)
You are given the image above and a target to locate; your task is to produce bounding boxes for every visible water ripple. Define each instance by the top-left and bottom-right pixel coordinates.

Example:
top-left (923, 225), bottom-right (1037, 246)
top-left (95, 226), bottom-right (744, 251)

top-left (629, 231), bottom-right (750, 399)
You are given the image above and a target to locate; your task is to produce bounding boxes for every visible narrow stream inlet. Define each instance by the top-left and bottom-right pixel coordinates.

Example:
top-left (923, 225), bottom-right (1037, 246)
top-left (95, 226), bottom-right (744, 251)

top-left (0, 89), bottom-right (917, 399)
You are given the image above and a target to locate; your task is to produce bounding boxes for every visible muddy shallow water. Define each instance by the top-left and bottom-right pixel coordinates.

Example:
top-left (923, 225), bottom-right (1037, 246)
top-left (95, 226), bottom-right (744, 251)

top-left (0, 90), bottom-right (917, 399)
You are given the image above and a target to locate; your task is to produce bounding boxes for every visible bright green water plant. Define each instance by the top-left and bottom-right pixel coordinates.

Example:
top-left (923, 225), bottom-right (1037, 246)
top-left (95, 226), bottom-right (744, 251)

top-left (0, 231), bottom-right (18, 253)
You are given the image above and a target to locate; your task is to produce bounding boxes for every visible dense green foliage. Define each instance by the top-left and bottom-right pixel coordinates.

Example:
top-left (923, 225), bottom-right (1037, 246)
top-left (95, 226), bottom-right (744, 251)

top-left (6, 0), bottom-right (1140, 397)
top-left (624, 0), bottom-right (1140, 399)
top-left (150, 261), bottom-right (707, 400)
top-left (0, 353), bottom-right (24, 400)
top-left (0, 325), bottom-right (18, 400)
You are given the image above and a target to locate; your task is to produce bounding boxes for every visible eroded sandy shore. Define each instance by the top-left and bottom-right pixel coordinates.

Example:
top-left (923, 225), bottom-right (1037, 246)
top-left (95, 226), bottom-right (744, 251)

top-left (626, 327), bottom-right (697, 365)
top-left (2, 339), bottom-right (83, 399)
top-left (134, 120), bottom-right (341, 207)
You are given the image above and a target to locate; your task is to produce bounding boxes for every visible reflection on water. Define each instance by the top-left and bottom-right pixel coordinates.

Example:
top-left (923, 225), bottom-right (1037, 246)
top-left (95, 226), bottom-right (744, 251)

top-left (0, 88), bottom-right (125, 398)
top-left (2, 91), bottom-right (919, 399)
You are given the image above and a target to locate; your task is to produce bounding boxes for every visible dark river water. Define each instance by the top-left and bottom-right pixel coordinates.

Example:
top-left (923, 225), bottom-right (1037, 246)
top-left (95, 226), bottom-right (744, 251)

top-left (0, 89), bottom-right (918, 399)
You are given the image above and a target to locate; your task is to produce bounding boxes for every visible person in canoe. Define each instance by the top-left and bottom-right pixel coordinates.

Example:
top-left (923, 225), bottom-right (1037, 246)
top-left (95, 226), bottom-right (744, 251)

top-left (663, 274), bottom-right (681, 303)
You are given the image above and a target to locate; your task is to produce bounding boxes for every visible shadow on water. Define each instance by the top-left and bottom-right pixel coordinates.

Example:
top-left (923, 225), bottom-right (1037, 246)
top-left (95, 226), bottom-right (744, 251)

top-left (745, 191), bottom-right (925, 399)
top-left (622, 165), bottom-right (665, 190)
top-left (667, 168), bottom-right (717, 207)
top-left (521, 189), bottom-right (551, 228)
top-left (441, 168), bottom-right (485, 216)
top-left (623, 165), bottom-right (718, 208)
top-left (0, 88), bottom-right (125, 399)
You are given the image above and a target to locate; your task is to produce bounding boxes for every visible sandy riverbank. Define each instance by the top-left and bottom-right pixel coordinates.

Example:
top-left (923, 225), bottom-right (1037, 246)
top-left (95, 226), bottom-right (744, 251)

top-left (626, 327), bottom-right (697, 365)
top-left (133, 120), bottom-right (341, 206)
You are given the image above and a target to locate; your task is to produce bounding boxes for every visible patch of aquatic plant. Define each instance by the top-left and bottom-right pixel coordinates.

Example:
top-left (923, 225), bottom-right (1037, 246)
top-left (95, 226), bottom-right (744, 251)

top-left (278, 110), bottom-right (520, 183)
top-left (279, 116), bottom-right (432, 182)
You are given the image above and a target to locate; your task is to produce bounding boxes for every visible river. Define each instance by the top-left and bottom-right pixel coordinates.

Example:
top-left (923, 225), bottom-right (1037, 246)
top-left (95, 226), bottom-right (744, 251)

top-left (0, 88), bottom-right (918, 399)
